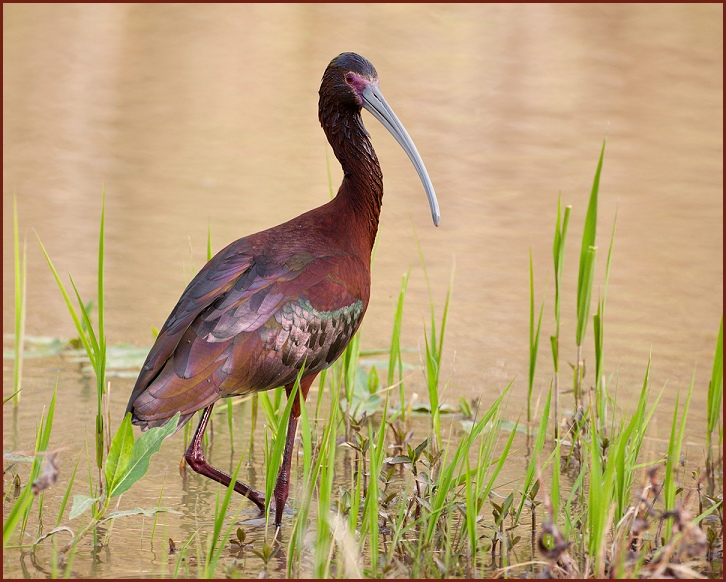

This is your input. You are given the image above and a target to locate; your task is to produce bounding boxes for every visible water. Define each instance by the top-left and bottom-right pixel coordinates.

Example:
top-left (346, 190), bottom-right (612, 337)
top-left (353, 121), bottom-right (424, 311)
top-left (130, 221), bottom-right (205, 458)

top-left (3, 4), bottom-right (722, 578)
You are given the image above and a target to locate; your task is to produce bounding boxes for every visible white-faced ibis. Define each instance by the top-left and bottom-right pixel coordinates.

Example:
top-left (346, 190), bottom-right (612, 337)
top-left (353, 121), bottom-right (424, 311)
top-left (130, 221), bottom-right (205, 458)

top-left (126, 52), bottom-right (440, 527)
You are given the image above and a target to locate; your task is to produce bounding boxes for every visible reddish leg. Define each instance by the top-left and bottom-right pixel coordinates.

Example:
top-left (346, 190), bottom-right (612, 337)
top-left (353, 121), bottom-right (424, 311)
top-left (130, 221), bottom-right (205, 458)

top-left (273, 413), bottom-right (299, 526)
top-left (273, 374), bottom-right (315, 527)
top-left (185, 403), bottom-right (266, 511)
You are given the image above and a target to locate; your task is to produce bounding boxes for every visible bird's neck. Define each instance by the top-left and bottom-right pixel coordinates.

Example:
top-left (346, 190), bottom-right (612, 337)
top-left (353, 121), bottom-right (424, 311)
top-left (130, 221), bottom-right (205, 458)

top-left (322, 108), bottom-right (384, 252)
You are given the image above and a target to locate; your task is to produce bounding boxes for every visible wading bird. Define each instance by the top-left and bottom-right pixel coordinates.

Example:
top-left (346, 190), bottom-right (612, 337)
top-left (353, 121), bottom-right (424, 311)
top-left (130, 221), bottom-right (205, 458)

top-left (126, 52), bottom-right (440, 527)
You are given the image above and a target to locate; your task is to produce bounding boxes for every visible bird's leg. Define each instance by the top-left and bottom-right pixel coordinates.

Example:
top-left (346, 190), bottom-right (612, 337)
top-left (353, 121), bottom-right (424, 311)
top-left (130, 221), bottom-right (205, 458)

top-left (273, 413), bottom-right (299, 527)
top-left (185, 403), bottom-right (266, 512)
top-left (273, 375), bottom-right (316, 527)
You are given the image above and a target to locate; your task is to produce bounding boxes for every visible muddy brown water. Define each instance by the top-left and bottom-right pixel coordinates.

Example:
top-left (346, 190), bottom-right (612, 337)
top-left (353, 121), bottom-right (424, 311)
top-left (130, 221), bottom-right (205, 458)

top-left (3, 4), bottom-right (722, 578)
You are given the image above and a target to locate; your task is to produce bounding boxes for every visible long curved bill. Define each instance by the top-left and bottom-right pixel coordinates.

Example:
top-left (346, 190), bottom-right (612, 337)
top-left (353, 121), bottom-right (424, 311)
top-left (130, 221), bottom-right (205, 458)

top-left (361, 83), bottom-right (441, 226)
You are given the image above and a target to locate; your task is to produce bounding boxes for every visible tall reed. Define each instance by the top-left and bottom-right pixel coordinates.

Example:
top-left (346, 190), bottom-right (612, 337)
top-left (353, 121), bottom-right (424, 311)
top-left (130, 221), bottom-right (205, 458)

top-left (422, 266), bottom-right (454, 451)
top-left (592, 210), bottom-right (618, 430)
top-left (528, 249), bottom-right (545, 427)
top-left (12, 193), bottom-right (27, 408)
top-left (662, 375), bottom-right (694, 543)
top-left (574, 140), bottom-right (605, 410)
top-left (550, 195), bottom-right (571, 438)
top-left (389, 271), bottom-right (410, 419)
top-left (706, 316), bottom-right (723, 494)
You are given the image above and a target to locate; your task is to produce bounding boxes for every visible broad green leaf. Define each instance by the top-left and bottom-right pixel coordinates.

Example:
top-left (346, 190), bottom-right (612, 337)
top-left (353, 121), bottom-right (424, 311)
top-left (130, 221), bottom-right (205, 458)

top-left (104, 413), bottom-right (134, 495)
top-left (69, 494), bottom-right (100, 520)
top-left (109, 412), bottom-right (179, 498)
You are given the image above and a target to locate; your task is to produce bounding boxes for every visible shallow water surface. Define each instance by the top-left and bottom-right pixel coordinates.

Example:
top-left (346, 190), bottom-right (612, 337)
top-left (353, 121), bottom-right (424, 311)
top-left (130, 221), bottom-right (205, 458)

top-left (3, 3), bottom-right (722, 578)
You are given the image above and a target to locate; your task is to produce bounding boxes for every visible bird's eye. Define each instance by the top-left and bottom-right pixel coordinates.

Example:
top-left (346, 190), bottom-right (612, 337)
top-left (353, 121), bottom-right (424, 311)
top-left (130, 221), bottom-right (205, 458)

top-left (345, 73), bottom-right (355, 84)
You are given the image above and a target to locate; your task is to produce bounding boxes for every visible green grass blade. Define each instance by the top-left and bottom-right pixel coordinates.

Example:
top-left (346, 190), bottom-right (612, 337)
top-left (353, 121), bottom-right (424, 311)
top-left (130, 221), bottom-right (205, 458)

top-left (601, 206), bottom-right (618, 310)
top-left (423, 327), bottom-right (440, 448)
top-left (576, 245), bottom-right (597, 347)
top-left (424, 265), bottom-right (454, 450)
top-left (55, 456), bottom-right (79, 527)
top-left (516, 385), bottom-right (551, 522)
top-left (593, 298), bottom-right (603, 410)
top-left (258, 391), bottom-right (278, 434)
top-left (389, 271), bottom-right (410, 417)
top-left (204, 456), bottom-right (244, 577)
top-left (3, 488), bottom-right (34, 548)
top-left (96, 191), bottom-right (107, 423)
top-left (707, 316), bottom-right (723, 451)
top-left (464, 450), bottom-right (476, 559)
top-left (68, 275), bottom-right (100, 361)
top-left (482, 414), bottom-right (519, 503)
top-left (13, 193), bottom-right (26, 407)
top-left (263, 369), bottom-right (302, 524)
top-left (664, 374), bottom-right (694, 542)
top-left (577, 141), bottom-right (605, 312)
top-left (35, 234), bottom-right (94, 359)
top-left (587, 416), bottom-right (609, 576)
top-left (593, 209), bottom-right (618, 426)
top-left (551, 429), bottom-right (562, 520)
top-left (551, 197), bottom-right (570, 438)
top-left (425, 384), bottom-right (512, 545)
top-left (97, 187), bottom-right (105, 373)
top-left (575, 139), bottom-right (606, 348)
top-left (313, 401), bottom-right (339, 577)
top-left (287, 384), bottom-right (313, 573)
top-left (39, 381), bottom-right (57, 453)
top-left (172, 529), bottom-right (200, 578)
top-left (150, 480), bottom-right (166, 546)
top-left (611, 358), bottom-right (658, 520)
top-left (438, 264), bottom-right (454, 360)
top-left (552, 197), bottom-right (571, 341)
top-left (528, 249), bottom-right (545, 424)
top-left (359, 393), bottom-right (389, 575)
top-left (297, 385), bottom-right (312, 491)
top-left (612, 387), bottom-right (646, 522)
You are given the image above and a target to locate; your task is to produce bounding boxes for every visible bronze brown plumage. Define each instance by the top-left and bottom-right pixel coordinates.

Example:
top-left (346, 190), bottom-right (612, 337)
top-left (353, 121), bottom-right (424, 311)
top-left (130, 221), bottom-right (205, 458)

top-left (126, 52), bottom-right (440, 527)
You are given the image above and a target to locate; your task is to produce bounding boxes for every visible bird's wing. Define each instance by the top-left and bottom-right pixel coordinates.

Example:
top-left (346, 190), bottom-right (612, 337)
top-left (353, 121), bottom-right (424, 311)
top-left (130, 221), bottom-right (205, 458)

top-left (127, 241), bottom-right (367, 428)
top-left (127, 241), bottom-right (255, 410)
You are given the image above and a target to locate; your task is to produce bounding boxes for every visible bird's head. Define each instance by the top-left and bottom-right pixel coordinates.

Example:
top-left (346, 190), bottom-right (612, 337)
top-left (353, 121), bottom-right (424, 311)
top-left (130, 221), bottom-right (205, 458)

top-left (319, 52), bottom-right (441, 226)
top-left (322, 52), bottom-right (380, 110)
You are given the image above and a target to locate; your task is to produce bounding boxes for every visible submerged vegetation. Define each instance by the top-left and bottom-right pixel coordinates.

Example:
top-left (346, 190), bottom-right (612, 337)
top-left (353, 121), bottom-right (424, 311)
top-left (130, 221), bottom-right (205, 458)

top-left (3, 142), bottom-right (723, 578)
